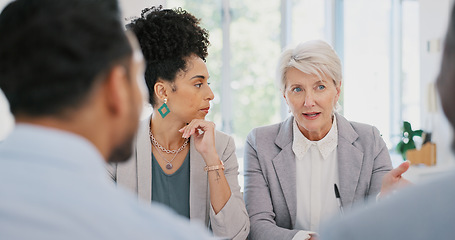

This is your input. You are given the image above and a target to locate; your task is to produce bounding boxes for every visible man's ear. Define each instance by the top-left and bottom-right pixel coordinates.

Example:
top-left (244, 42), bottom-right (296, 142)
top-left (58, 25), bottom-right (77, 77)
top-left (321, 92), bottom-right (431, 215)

top-left (104, 65), bottom-right (129, 116)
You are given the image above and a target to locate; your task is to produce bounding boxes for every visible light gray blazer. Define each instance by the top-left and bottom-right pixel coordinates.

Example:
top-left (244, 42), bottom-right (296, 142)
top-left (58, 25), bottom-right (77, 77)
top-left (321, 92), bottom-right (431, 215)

top-left (243, 113), bottom-right (392, 240)
top-left (109, 115), bottom-right (250, 240)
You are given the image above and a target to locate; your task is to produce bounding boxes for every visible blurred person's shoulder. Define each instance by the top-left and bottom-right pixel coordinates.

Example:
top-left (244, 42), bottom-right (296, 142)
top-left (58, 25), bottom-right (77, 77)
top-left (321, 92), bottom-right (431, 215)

top-left (320, 170), bottom-right (455, 240)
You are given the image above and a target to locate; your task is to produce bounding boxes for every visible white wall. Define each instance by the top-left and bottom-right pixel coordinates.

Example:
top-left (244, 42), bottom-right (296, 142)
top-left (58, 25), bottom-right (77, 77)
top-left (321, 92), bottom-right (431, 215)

top-left (0, 0), bottom-right (9, 9)
top-left (0, 1), bottom-right (13, 141)
top-left (419, 0), bottom-right (455, 166)
top-left (0, 90), bottom-right (13, 140)
top-left (0, 0), bottom-right (162, 141)
top-left (119, 0), bottom-right (165, 26)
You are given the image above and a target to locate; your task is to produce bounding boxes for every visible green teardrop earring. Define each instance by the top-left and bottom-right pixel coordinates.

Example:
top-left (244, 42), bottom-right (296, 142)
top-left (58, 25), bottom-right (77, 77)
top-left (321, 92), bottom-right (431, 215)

top-left (158, 98), bottom-right (170, 118)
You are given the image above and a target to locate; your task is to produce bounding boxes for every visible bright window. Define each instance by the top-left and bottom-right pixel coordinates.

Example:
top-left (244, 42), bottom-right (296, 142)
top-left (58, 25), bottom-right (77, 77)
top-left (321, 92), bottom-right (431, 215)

top-left (401, 0), bottom-right (420, 131)
top-left (342, 0), bottom-right (393, 146)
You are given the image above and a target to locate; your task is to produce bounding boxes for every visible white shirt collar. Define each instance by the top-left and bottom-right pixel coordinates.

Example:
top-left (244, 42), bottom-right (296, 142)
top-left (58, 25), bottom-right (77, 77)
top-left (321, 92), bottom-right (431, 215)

top-left (292, 114), bottom-right (338, 160)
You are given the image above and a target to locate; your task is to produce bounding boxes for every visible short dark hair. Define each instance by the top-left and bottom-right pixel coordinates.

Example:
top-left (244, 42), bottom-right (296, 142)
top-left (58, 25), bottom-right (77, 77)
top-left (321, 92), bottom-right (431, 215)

top-left (0, 0), bottom-right (132, 116)
top-left (126, 6), bottom-right (209, 107)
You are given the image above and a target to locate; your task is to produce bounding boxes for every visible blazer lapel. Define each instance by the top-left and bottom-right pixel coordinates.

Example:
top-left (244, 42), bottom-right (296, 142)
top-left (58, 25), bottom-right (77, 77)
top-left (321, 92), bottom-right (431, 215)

top-left (272, 117), bottom-right (297, 227)
top-left (335, 113), bottom-right (363, 208)
top-left (137, 115), bottom-right (152, 202)
top-left (189, 137), bottom-right (209, 226)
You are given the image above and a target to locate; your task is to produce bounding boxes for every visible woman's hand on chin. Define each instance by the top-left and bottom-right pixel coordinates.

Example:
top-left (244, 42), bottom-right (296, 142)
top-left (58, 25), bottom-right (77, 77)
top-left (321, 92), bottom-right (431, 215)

top-left (179, 119), bottom-right (218, 164)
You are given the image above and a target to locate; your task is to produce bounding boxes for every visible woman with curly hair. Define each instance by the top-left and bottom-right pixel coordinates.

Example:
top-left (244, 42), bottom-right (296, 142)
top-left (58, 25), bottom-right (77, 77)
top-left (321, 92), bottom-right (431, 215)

top-left (108, 6), bottom-right (249, 240)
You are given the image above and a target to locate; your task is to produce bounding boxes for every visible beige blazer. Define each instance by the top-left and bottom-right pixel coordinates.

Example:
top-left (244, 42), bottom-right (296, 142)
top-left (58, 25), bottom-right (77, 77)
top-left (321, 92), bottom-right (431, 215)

top-left (243, 113), bottom-right (393, 240)
top-left (109, 115), bottom-right (249, 240)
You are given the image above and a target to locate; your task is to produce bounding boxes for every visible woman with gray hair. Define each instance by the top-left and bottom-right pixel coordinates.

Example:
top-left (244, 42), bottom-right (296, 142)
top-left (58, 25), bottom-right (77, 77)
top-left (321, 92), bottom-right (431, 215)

top-left (243, 40), bottom-right (410, 240)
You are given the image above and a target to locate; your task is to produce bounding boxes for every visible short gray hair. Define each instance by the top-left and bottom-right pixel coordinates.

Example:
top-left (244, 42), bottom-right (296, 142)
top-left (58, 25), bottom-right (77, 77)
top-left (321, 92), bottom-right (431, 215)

top-left (277, 40), bottom-right (342, 94)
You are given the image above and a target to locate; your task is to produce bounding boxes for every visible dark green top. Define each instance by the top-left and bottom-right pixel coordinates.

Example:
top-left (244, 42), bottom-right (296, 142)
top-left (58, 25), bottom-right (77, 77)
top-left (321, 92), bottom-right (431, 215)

top-left (151, 152), bottom-right (190, 218)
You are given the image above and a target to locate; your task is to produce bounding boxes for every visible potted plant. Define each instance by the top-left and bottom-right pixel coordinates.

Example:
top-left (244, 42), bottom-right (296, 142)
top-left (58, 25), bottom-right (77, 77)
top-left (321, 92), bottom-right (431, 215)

top-left (396, 121), bottom-right (423, 160)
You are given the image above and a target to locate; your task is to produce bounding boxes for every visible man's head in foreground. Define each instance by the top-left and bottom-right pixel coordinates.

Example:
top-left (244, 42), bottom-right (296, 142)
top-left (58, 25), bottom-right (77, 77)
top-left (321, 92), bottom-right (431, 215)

top-left (0, 0), bottom-right (146, 163)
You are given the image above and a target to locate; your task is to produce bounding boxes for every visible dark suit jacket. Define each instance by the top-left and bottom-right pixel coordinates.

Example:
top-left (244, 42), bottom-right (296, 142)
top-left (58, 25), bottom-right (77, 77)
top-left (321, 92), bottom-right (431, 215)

top-left (243, 113), bottom-right (392, 240)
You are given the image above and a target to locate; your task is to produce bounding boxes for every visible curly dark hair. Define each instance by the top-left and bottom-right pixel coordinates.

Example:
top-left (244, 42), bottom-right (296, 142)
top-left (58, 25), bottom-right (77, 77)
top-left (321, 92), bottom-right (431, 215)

top-left (127, 6), bottom-right (210, 107)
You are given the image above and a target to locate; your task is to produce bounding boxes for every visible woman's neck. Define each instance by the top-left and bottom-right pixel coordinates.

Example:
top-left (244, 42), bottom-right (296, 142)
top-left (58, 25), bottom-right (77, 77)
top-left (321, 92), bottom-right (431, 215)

top-left (150, 112), bottom-right (188, 150)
